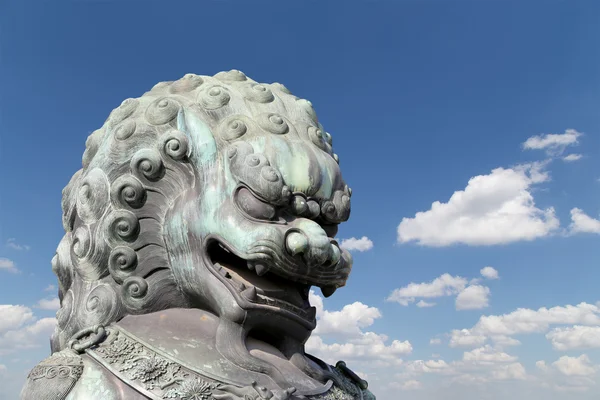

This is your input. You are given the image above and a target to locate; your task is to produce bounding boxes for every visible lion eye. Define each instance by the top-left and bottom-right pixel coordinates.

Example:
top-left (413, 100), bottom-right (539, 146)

top-left (235, 187), bottom-right (276, 221)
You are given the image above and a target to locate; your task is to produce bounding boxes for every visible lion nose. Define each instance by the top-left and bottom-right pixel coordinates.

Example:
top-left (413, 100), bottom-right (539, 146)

top-left (285, 221), bottom-right (341, 267)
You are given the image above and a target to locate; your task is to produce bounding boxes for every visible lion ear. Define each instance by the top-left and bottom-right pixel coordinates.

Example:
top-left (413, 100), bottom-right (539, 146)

top-left (177, 108), bottom-right (218, 166)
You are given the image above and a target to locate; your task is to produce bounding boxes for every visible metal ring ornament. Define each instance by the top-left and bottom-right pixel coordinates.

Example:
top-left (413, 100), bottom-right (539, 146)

top-left (67, 325), bottom-right (107, 353)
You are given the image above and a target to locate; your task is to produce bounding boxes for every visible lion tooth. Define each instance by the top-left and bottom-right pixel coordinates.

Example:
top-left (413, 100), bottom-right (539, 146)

top-left (320, 285), bottom-right (337, 298)
top-left (241, 286), bottom-right (257, 301)
top-left (218, 268), bottom-right (231, 278)
top-left (255, 264), bottom-right (268, 276)
top-left (247, 262), bottom-right (255, 271)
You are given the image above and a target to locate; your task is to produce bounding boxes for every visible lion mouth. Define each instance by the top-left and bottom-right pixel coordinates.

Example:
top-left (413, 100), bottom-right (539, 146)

top-left (206, 239), bottom-right (317, 323)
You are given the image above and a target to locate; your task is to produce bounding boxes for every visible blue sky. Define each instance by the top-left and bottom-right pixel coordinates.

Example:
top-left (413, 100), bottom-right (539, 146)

top-left (1, 1), bottom-right (600, 399)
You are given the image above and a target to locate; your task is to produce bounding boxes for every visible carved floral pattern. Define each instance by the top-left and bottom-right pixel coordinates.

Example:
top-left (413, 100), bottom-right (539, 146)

top-left (90, 328), bottom-right (369, 400)
top-left (124, 355), bottom-right (170, 387)
top-left (95, 330), bottom-right (144, 363)
top-left (92, 329), bottom-right (214, 398)
top-left (167, 378), bottom-right (218, 400)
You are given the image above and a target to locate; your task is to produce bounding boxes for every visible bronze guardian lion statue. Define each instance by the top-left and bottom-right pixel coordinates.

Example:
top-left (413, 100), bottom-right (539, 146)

top-left (21, 71), bottom-right (375, 400)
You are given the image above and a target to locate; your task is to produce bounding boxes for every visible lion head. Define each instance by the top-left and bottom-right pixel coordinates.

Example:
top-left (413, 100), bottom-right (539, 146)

top-left (51, 70), bottom-right (353, 383)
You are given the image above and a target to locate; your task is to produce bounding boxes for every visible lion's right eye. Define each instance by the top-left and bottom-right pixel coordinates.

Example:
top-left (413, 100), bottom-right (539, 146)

top-left (235, 187), bottom-right (276, 221)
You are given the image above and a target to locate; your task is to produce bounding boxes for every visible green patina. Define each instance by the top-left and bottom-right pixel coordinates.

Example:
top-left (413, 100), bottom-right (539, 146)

top-left (65, 362), bottom-right (117, 400)
top-left (179, 109), bottom-right (218, 168)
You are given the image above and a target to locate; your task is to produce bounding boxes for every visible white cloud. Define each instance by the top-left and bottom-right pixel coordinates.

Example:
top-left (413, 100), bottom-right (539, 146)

top-left (552, 380), bottom-right (597, 393)
top-left (448, 329), bottom-right (521, 348)
top-left (6, 238), bottom-right (30, 251)
top-left (455, 285), bottom-right (490, 310)
top-left (546, 326), bottom-right (600, 351)
top-left (462, 345), bottom-right (518, 364)
top-left (0, 305), bottom-right (56, 356)
top-left (0, 258), bottom-right (19, 274)
top-left (389, 270), bottom-right (496, 311)
top-left (338, 236), bottom-right (373, 252)
top-left (309, 290), bottom-right (324, 318)
top-left (35, 297), bottom-right (60, 311)
top-left (310, 290), bottom-right (383, 338)
top-left (0, 305), bottom-right (60, 399)
top-left (0, 318), bottom-right (56, 355)
top-left (552, 355), bottom-right (597, 377)
top-left (311, 294), bottom-right (600, 396)
top-left (386, 273), bottom-right (467, 306)
top-left (306, 332), bottom-right (412, 367)
top-left (307, 291), bottom-right (412, 368)
top-left (44, 284), bottom-right (56, 292)
top-left (522, 129), bottom-right (582, 156)
top-left (458, 356), bottom-right (526, 381)
top-left (563, 153), bottom-right (583, 162)
top-left (480, 266), bottom-right (499, 280)
top-left (536, 356), bottom-right (598, 393)
top-left (446, 301), bottom-right (600, 351)
top-left (397, 162), bottom-right (559, 246)
top-left (489, 363), bottom-right (527, 380)
top-left (400, 380), bottom-right (422, 390)
top-left (491, 335), bottom-right (521, 348)
top-left (0, 305), bottom-right (34, 334)
top-left (449, 329), bottom-right (488, 348)
top-left (471, 302), bottom-right (600, 337)
top-left (536, 360), bottom-right (549, 372)
top-left (0, 316), bottom-right (56, 355)
top-left (568, 208), bottom-right (600, 234)
top-left (415, 359), bottom-right (451, 373)
top-left (399, 348), bottom-right (527, 386)
top-left (314, 301), bottom-right (382, 337)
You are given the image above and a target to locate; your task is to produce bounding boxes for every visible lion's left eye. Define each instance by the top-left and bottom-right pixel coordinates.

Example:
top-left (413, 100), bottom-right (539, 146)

top-left (235, 187), bottom-right (277, 221)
